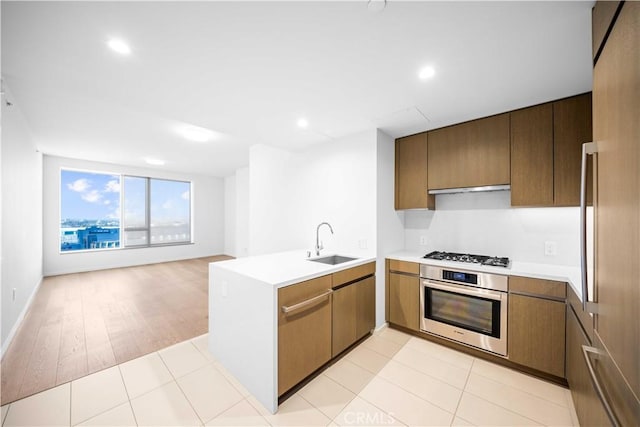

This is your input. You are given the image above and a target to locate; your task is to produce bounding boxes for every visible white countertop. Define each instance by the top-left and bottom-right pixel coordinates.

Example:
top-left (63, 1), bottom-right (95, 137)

top-left (387, 251), bottom-right (583, 300)
top-left (211, 250), bottom-right (377, 288)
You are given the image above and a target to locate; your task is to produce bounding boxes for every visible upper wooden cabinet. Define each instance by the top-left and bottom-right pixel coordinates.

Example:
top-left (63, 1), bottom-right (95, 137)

top-left (511, 93), bottom-right (592, 207)
top-left (395, 133), bottom-right (434, 210)
top-left (510, 103), bottom-right (554, 206)
top-left (427, 113), bottom-right (510, 190)
top-left (553, 93), bottom-right (593, 206)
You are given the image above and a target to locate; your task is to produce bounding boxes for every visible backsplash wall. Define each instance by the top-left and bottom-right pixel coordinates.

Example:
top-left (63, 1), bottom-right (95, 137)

top-left (404, 191), bottom-right (581, 266)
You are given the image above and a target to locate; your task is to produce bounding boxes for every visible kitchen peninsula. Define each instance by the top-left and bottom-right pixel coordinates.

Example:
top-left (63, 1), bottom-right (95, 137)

top-left (208, 250), bottom-right (376, 413)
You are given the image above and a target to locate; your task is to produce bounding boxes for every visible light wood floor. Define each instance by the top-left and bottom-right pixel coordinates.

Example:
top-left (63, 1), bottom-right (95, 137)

top-left (0, 255), bottom-right (232, 406)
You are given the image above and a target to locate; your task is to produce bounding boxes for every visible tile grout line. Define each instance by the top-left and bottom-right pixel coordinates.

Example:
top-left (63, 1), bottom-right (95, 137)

top-left (389, 353), bottom-right (470, 391)
top-left (367, 373), bottom-right (456, 424)
top-left (464, 359), bottom-right (571, 425)
top-left (462, 387), bottom-right (551, 426)
top-left (69, 370), bottom-right (134, 426)
top-left (117, 363), bottom-right (139, 427)
top-left (301, 373), bottom-right (360, 423)
top-left (351, 385), bottom-right (409, 427)
top-left (293, 393), bottom-right (333, 426)
top-left (451, 356), bottom-right (475, 424)
top-left (402, 340), bottom-right (476, 373)
top-left (243, 396), bottom-right (276, 426)
top-left (470, 366), bottom-right (571, 409)
top-left (157, 347), bottom-right (205, 426)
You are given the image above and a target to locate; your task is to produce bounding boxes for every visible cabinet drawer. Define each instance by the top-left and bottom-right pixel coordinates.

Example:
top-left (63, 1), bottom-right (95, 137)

top-left (510, 276), bottom-right (566, 300)
top-left (278, 275), bottom-right (332, 324)
top-left (333, 262), bottom-right (375, 288)
top-left (388, 259), bottom-right (419, 275)
top-left (278, 275), bottom-right (332, 396)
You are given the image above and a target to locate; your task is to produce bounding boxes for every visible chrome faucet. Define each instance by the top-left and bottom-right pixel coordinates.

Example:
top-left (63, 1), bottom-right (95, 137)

top-left (315, 222), bottom-right (334, 256)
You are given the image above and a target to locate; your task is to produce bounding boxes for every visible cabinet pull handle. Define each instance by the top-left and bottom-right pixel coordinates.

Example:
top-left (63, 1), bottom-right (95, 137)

top-left (580, 142), bottom-right (598, 313)
top-left (582, 345), bottom-right (620, 426)
top-left (282, 289), bottom-right (332, 314)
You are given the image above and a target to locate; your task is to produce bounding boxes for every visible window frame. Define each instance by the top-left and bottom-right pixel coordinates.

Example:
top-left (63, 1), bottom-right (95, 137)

top-left (59, 167), bottom-right (193, 254)
top-left (122, 175), bottom-right (192, 248)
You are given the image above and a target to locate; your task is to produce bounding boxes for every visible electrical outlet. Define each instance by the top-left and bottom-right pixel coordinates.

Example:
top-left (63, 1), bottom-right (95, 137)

top-left (544, 241), bottom-right (557, 256)
top-left (12, 288), bottom-right (16, 302)
top-left (419, 236), bottom-right (428, 246)
top-left (359, 239), bottom-right (368, 249)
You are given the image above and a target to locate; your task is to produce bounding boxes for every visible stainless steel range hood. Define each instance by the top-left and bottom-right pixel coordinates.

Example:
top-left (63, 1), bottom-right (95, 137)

top-left (428, 184), bottom-right (510, 195)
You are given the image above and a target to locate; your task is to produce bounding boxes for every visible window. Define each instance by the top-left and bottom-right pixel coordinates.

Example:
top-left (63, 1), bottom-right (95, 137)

top-left (60, 169), bottom-right (121, 251)
top-left (123, 176), bottom-right (191, 247)
top-left (60, 169), bottom-right (191, 252)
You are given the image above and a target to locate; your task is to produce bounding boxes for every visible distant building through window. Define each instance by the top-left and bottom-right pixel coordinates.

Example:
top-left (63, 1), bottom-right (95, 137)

top-left (60, 169), bottom-right (192, 252)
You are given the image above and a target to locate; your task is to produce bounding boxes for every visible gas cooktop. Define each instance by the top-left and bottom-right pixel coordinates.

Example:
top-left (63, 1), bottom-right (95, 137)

top-left (423, 251), bottom-right (510, 268)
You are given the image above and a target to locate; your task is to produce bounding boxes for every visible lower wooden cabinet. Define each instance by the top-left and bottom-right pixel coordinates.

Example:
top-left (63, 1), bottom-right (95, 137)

top-left (388, 272), bottom-right (420, 331)
top-left (566, 304), bottom-right (611, 426)
top-left (508, 291), bottom-right (566, 378)
top-left (332, 276), bottom-right (375, 357)
top-left (277, 275), bottom-right (332, 396)
top-left (278, 262), bottom-right (375, 396)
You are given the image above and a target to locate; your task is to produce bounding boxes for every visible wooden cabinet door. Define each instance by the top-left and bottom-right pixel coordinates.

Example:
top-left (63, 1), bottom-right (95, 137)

top-left (278, 275), bottom-right (332, 396)
top-left (592, 2), bottom-right (640, 424)
top-left (553, 93), bottom-right (593, 206)
top-left (566, 306), bottom-right (612, 427)
top-left (355, 276), bottom-right (375, 340)
top-left (388, 273), bottom-right (420, 331)
top-left (592, 1), bottom-right (623, 62)
top-left (332, 283), bottom-right (357, 357)
top-left (428, 113), bottom-right (510, 190)
top-left (508, 293), bottom-right (565, 377)
top-left (332, 276), bottom-right (375, 357)
top-left (510, 103), bottom-right (554, 206)
top-left (395, 133), bottom-right (433, 210)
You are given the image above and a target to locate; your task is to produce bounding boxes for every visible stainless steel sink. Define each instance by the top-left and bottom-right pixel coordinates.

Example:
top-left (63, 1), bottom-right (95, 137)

top-left (308, 255), bottom-right (358, 265)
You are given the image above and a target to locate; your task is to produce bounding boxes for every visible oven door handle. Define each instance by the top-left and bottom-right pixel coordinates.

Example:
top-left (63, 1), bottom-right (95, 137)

top-left (423, 280), bottom-right (504, 301)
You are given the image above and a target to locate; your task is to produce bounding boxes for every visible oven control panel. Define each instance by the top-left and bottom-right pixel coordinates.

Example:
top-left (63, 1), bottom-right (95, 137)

top-left (443, 270), bottom-right (477, 285)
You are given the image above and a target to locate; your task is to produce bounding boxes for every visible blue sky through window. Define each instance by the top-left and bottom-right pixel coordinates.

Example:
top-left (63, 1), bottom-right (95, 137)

top-left (61, 170), bottom-right (121, 223)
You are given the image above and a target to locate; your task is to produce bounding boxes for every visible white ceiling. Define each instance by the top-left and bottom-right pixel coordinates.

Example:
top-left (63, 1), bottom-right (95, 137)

top-left (2, 1), bottom-right (594, 177)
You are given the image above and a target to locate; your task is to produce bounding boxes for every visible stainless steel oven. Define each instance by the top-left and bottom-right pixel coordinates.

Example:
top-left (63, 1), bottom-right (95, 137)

top-left (420, 264), bottom-right (508, 356)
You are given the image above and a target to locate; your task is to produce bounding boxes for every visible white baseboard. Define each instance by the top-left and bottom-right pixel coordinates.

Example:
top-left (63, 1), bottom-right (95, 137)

top-left (1, 276), bottom-right (43, 360)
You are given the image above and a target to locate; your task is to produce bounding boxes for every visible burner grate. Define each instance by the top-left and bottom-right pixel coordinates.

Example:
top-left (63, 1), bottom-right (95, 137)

top-left (423, 251), bottom-right (510, 268)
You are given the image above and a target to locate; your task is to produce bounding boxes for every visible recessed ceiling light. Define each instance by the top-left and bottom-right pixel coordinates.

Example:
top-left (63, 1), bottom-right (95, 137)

top-left (367, 0), bottom-right (387, 13)
top-left (107, 38), bottom-right (131, 55)
top-left (178, 125), bottom-right (215, 143)
top-left (419, 66), bottom-right (436, 80)
top-left (297, 118), bottom-right (309, 128)
top-left (145, 158), bottom-right (165, 166)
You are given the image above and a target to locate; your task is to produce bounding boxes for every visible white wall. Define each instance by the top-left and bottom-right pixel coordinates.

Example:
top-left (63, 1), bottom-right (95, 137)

top-left (243, 131), bottom-right (378, 257)
top-left (286, 130), bottom-right (378, 256)
top-left (235, 167), bottom-right (250, 257)
top-left (43, 155), bottom-right (225, 276)
top-left (404, 191), bottom-right (580, 266)
top-left (224, 174), bottom-right (236, 257)
top-left (248, 145), bottom-right (296, 256)
top-left (1, 87), bottom-right (44, 351)
top-left (375, 130), bottom-right (405, 327)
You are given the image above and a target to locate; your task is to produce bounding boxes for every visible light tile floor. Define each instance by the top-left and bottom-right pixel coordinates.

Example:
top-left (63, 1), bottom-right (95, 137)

top-left (1, 327), bottom-right (580, 426)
